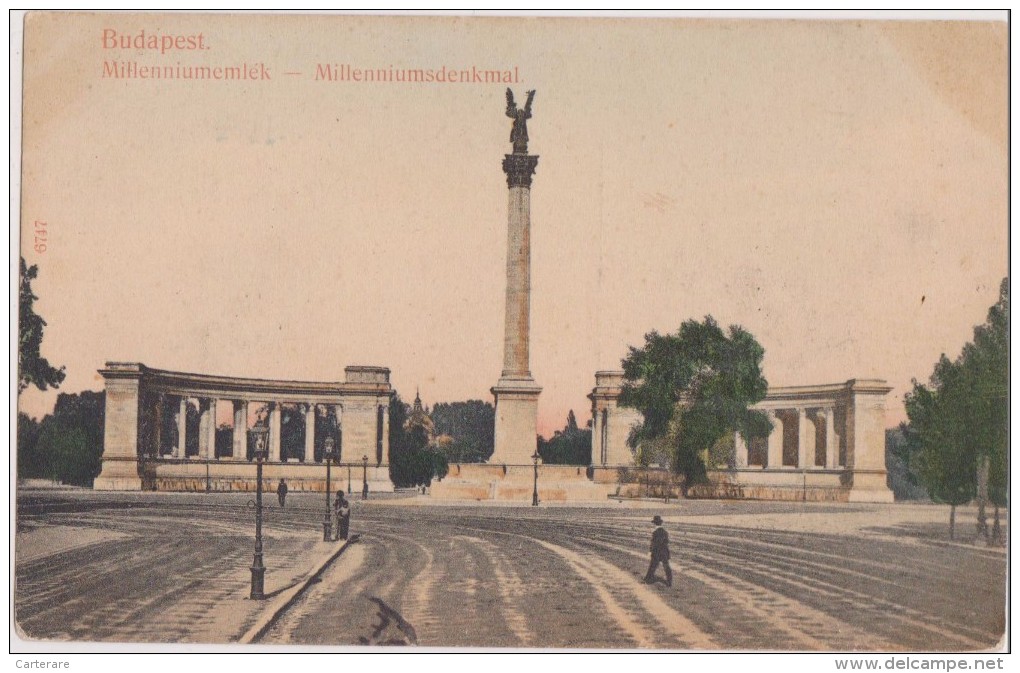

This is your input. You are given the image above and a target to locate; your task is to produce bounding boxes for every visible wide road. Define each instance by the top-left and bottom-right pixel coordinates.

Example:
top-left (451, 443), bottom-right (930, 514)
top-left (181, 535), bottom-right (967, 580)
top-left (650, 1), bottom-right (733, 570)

top-left (14, 491), bottom-right (1007, 650)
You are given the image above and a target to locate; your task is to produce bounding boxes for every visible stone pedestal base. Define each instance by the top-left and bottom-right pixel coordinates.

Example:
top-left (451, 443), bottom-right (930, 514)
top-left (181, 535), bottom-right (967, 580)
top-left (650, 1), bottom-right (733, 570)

top-left (847, 469), bottom-right (895, 503)
top-left (431, 464), bottom-right (611, 502)
top-left (93, 457), bottom-right (144, 491)
top-left (490, 376), bottom-right (541, 465)
top-left (92, 458), bottom-right (396, 493)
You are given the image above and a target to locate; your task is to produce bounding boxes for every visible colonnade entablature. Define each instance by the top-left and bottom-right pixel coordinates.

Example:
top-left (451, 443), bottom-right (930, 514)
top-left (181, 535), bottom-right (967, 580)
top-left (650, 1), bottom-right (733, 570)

top-left (94, 362), bottom-right (393, 492)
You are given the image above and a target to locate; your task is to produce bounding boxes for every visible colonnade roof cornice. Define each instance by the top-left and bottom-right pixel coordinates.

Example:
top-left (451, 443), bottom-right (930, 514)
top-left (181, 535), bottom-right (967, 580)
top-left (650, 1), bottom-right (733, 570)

top-left (100, 362), bottom-right (394, 401)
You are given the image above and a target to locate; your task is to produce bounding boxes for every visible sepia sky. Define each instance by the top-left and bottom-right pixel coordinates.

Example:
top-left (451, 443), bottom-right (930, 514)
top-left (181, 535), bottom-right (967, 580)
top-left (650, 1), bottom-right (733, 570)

top-left (17, 13), bottom-right (1007, 435)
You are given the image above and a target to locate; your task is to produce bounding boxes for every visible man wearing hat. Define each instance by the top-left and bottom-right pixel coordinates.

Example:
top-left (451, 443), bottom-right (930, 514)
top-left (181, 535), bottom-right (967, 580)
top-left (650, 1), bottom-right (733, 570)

top-left (643, 515), bottom-right (672, 587)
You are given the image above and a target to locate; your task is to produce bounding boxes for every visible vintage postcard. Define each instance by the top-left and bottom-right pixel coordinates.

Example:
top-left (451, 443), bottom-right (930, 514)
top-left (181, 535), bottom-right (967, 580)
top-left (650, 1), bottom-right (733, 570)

top-left (13, 11), bottom-right (1008, 656)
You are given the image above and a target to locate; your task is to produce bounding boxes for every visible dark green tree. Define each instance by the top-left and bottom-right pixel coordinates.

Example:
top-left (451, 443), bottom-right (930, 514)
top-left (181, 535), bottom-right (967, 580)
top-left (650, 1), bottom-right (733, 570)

top-left (18, 258), bottom-right (65, 394)
top-left (34, 391), bottom-right (105, 486)
top-left (904, 278), bottom-right (1008, 541)
top-left (387, 393), bottom-right (446, 487)
top-left (885, 426), bottom-right (928, 501)
top-left (904, 360), bottom-right (976, 539)
top-left (538, 410), bottom-right (592, 465)
top-left (17, 413), bottom-right (43, 478)
top-left (620, 316), bottom-right (771, 495)
top-left (431, 400), bottom-right (495, 463)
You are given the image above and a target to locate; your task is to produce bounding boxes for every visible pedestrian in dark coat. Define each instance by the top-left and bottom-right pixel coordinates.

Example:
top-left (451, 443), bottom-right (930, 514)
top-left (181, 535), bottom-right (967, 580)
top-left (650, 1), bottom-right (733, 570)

top-left (277, 479), bottom-right (288, 507)
top-left (643, 515), bottom-right (672, 586)
top-left (335, 490), bottom-right (351, 540)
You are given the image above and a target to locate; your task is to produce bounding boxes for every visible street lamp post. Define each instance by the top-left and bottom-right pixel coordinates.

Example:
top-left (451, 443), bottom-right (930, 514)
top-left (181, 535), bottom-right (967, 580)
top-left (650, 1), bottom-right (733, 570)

top-left (323, 437), bottom-right (336, 542)
top-left (347, 462), bottom-right (352, 495)
top-left (249, 427), bottom-right (269, 600)
top-left (531, 451), bottom-right (540, 507)
top-left (361, 455), bottom-right (369, 500)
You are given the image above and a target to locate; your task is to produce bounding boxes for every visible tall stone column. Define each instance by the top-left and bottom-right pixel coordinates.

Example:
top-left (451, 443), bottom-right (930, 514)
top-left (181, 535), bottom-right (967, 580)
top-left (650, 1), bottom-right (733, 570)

top-left (233, 400), bottom-right (248, 460)
top-left (175, 397), bottom-right (188, 458)
top-left (269, 402), bottom-right (282, 462)
top-left (490, 136), bottom-right (542, 464)
top-left (766, 411), bottom-right (783, 469)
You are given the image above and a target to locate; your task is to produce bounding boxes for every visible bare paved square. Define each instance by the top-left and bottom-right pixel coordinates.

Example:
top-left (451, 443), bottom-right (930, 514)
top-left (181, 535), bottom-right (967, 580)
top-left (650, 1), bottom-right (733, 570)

top-left (14, 490), bottom-right (1006, 650)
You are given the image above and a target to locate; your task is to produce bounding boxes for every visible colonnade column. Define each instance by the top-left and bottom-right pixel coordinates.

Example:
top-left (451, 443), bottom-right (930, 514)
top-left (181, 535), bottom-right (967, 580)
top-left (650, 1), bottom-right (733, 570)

top-left (175, 397), bottom-right (188, 458)
top-left (824, 408), bottom-right (838, 468)
top-left (734, 431), bottom-right (748, 468)
top-left (233, 400), bottom-right (248, 459)
top-left (334, 404), bottom-right (344, 461)
top-left (766, 411), bottom-right (783, 468)
top-left (269, 403), bottom-right (282, 462)
top-left (381, 403), bottom-right (390, 465)
top-left (797, 408), bottom-right (811, 468)
top-left (304, 404), bottom-right (315, 462)
top-left (199, 398), bottom-right (217, 459)
top-left (153, 393), bottom-right (165, 455)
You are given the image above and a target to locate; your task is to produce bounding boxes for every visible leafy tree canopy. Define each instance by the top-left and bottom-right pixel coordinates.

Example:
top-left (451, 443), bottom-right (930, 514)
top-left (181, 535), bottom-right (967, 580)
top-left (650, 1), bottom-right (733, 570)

top-left (539, 410), bottom-right (591, 465)
top-left (431, 400), bottom-right (495, 463)
top-left (23, 391), bottom-right (106, 485)
top-left (19, 258), bottom-right (65, 394)
top-left (620, 316), bottom-right (770, 489)
top-left (903, 278), bottom-right (1008, 509)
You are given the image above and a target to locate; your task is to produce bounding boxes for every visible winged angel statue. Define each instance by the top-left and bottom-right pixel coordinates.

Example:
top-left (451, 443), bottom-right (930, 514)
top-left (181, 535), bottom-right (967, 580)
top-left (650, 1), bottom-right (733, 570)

top-left (506, 88), bottom-right (536, 154)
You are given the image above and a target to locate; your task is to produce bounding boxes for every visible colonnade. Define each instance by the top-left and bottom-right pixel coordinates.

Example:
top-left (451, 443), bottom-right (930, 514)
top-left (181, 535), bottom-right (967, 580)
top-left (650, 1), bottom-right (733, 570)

top-left (94, 363), bottom-right (393, 491)
top-left (589, 374), bottom-right (894, 502)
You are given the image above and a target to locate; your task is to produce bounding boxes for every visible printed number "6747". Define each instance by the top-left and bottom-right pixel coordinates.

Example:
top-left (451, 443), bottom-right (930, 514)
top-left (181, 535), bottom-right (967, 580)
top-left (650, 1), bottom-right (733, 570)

top-left (33, 220), bottom-right (47, 253)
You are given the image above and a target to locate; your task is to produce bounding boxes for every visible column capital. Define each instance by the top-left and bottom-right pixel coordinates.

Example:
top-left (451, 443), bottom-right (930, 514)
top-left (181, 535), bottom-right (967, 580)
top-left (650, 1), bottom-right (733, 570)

top-left (502, 154), bottom-right (539, 188)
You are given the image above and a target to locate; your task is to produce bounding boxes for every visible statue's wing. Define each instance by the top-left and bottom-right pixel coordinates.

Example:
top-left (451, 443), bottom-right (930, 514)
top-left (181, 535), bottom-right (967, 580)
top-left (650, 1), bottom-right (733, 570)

top-left (506, 88), bottom-right (516, 116)
top-left (524, 90), bottom-right (536, 115)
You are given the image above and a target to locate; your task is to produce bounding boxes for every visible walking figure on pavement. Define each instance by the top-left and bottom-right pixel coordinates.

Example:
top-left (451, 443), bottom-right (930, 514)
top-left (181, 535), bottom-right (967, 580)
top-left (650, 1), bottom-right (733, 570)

top-left (335, 490), bottom-right (351, 540)
top-left (277, 478), bottom-right (288, 507)
top-left (643, 515), bottom-right (672, 587)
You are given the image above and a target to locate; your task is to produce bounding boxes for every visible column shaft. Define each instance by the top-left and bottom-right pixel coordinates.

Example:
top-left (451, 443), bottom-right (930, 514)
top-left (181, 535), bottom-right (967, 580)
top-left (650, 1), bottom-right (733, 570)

top-left (502, 185), bottom-right (532, 376)
top-left (381, 402), bottom-right (390, 465)
top-left (766, 411), bottom-right (783, 469)
top-left (269, 403), bottom-right (282, 462)
top-left (335, 404), bottom-right (344, 461)
top-left (154, 394), bottom-right (164, 455)
top-left (206, 399), bottom-right (217, 459)
top-left (825, 408), bottom-right (837, 468)
top-left (734, 431), bottom-right (748, 468)
top-left (797, 408), bottom-right (811, 468)
top-left (233, 400), bottom-right (248, 459)
top-left (176, 397), bottom-right (188, 458)
top-left (304, 404), bottom-right (315, 462)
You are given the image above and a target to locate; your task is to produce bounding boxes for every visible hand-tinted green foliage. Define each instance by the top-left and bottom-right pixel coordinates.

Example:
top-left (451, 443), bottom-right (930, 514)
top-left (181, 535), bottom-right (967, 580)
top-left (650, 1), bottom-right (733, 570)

top-left (538, 410), bottom-right (592, 465)
top-left (28, 391), bottom-right (106, 486)
top-left (17, 413), bottom-right (43, 478)
top-left (431, 400), bottom-right (495, 463)
top-left (18, 258), bottom-right (66, 394)
top-left (885, 426), bottom-right (929, 501)
top-left (620, 316), bottom-right (770, 492)
top-left (903, 278), bottom-right (1008, 518)
top-left (388, 393), bottom-right (448, 487)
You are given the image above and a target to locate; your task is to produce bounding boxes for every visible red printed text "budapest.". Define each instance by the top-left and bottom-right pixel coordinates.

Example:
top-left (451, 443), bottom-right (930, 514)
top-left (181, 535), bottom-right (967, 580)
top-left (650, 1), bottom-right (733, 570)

top-left (102, 28), bottom-right (210, 54)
